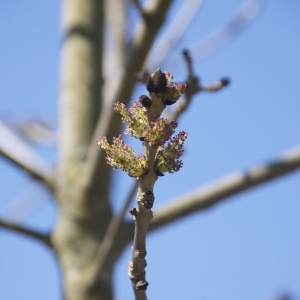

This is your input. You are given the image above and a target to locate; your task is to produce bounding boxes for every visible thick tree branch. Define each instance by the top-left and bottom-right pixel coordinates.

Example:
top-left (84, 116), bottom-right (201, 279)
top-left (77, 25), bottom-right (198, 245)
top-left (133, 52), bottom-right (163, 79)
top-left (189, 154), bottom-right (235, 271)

top-left (58, 0), bottom-right (113, 223)
top-left (86, 179), bottom-right (138, 293)
top-left (0, 121), bottom-right (53, 188)
top-left (59, 0), bottom-right (103, 168)
top-left (149, 146), bottom-right (300, 231)
top-left (0, 219), bottom-right (52, 248)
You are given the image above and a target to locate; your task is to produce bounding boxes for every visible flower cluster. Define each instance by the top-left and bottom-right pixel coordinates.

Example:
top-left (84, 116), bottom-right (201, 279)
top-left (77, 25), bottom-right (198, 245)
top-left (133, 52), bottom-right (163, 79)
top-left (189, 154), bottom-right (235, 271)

top-left (155, 131), bottom-right (188, 173)
top-left (164, 71), bottom-right (187, 106)
top-left (114, 101), bottom-right (147, 139)
top-left (98, 70), bottom-right (188, 178)
top-left (143, 118), bottom-right (178, 148)
top-left (97, 136), bottom-right (148, 177)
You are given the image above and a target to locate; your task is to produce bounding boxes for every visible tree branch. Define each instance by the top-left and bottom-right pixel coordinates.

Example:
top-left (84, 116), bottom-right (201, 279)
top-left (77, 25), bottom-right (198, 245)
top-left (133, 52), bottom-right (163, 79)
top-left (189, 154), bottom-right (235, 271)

top-left (145, 0), bottom-right (205, 71)
top-left (0, 121), bottom-right (53, 189)
top-left (149, 146), bottom-right (300, 231)
top-left (0, 219), bottom-right (52, 248)
top-left (166, 49), bottom-right (229, 120)
top-left (165, 0), bottom-right (263, 68)
top-left (86, 179), bottom-right (138, 293)
top-left (59, 0), bottom-right (103, 167)
top-left (81, 0), bottom-right (173, 202)
top-left (188, 0), bottom-right (263, 61)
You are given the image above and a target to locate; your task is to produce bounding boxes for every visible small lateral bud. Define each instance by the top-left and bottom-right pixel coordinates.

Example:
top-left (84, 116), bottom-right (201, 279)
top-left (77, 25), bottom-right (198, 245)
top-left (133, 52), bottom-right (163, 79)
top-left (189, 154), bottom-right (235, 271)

top-left (146, 68), bottom-right (167, 93)
top-left (129, 207), bottom-right (138, 216)
top-left (163, 99), bottom-right (176, 106)
top-left (139, 95), bottom-right (152, 108)
top-left (141, 191), bottom-right (155, 209)
top-left (156, 170), bottom-right (165, 176)
top-left (136, 280), bottom-right (149, 291)
top-left (220, 77), bottom-right (230, 87)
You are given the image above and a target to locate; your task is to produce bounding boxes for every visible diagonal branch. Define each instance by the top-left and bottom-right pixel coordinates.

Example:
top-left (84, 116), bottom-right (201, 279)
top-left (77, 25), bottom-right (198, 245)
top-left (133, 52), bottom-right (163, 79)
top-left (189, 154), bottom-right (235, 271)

top-left (164, 0), bottom-right (263, 69)
top-left (188, 0), bottom-right (263, 62)
top-left (149, 146), bottom-right (300, 231)
top-left (0, 121), bottom-right (53, 189)
top-left (145, 0), bottom-right (205, 71)
top-left (0, 219), bottom-right (52, 248)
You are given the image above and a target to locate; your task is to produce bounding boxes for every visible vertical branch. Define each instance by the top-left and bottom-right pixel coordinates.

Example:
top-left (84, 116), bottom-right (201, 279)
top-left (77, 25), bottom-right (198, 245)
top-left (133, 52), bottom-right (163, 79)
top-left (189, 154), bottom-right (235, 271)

top-left (98, 69), bottom-right (187, 298)
top-left (59, 0), bottom-right (103, 169)
top-left (128, 75), bottom-right (166, 297)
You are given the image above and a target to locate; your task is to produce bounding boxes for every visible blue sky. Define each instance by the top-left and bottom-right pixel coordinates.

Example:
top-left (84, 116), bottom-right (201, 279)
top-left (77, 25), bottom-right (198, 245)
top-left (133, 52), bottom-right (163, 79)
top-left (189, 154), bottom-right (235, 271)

top-left (0, 1), bottom-right (300, 300)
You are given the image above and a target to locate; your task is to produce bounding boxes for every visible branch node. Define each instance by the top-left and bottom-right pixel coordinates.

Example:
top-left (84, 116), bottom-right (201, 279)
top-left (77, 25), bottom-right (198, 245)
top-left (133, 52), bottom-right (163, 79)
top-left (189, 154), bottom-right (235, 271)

top-left (137, 190), bottom-right (155, 209)
top-left (136, 280), bottom-right (149, 291)
top-left (136, 249), bottom-right (147, 259)
top-left (129, 207), bottom-right (139, 217)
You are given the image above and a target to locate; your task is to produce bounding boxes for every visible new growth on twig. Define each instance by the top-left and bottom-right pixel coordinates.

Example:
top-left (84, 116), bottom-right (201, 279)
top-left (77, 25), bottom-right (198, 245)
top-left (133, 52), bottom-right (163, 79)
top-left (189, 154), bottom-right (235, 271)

top-left (98, 69), bottom-right (187, 299)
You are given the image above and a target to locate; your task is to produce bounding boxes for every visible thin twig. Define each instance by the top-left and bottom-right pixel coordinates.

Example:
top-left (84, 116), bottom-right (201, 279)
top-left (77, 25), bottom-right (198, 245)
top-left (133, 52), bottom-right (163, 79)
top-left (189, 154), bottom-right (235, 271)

top-left (168, 49), bottom-right (229, 120)
top-left (150, 146), bottom-right (300, 231)
top-left (0, 219), bottom-right (52, 248)
top-left (128, 70), bottom-right (170, 297)
top-left (0, 121), bottom-right (53, 189)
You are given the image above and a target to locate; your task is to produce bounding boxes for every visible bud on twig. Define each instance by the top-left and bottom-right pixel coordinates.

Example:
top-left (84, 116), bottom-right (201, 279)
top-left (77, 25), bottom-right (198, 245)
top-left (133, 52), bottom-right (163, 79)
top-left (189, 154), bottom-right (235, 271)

top-left (220, 77), bottom-right (230, 87)
top-left (139, 95), bottom-right (152, 108)
top-left (146, 68), bottom-right (167, 93)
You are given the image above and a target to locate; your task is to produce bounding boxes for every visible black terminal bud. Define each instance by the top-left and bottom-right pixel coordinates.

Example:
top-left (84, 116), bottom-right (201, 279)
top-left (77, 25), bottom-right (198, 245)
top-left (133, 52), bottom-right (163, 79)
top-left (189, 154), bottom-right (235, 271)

top-left (146, 68), bottom-right (167, 94)
top-left (220, 77), bottom-right (230, 87)
top-left (139, 95), bottom-right (152, 108)
top-left (163, 99), bottom-right (176, 106)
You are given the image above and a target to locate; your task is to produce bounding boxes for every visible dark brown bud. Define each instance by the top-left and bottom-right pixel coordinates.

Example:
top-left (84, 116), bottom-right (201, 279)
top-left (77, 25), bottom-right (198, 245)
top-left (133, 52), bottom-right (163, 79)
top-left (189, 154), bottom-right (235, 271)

top-left (142, 190), bottom-right (154, 209)
top-left (143, 200), bottom-right (153, 209)
top-left (163, 99), bottom-right (176, 106)
top-left (129, 207), bottom-right (138, 216)
top-left (146, 68), bottom-right (167, 93)
top-left (220, 77), bottom-right (230, 87)
top-left (136, 280), bottom-right (149, 291)
top-left (139, 95), bottom-right (152, 108)
top-left (156, 170), bottom-right (165, 176)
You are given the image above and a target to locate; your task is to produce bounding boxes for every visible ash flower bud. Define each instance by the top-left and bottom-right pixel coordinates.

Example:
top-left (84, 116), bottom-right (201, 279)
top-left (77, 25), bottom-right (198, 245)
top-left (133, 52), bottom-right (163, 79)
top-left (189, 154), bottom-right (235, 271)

top-left (139, 95), bottom-right (152, 108)
top-left (163, 82), bottom-right (187, 105)
top-left (142, 118), bottom-right (178, 148)
top-left (97, 136), bottom-right (148, 178)
top-left (154, 131), bottom-right (188, 174)
top-left (114, 101), bottom-right (147, 139)
top-left (146, 68), bottom-right (166, 94)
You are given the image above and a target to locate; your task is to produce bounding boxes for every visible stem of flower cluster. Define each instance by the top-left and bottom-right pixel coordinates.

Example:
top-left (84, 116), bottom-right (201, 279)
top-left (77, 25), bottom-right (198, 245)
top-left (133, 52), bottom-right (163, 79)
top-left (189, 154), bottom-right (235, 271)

top-left (128, 91), bottom-right (165, 297)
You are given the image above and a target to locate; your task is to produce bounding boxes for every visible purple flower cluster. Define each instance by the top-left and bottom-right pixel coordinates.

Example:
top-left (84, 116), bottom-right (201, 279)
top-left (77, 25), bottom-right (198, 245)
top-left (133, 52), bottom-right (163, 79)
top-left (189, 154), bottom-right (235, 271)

top-left (155, 131), bottom-right (188, 173)
top-left (97, 136), bottom-right (148, 177)
top-left (98, 70), bottom-right (188, 178)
